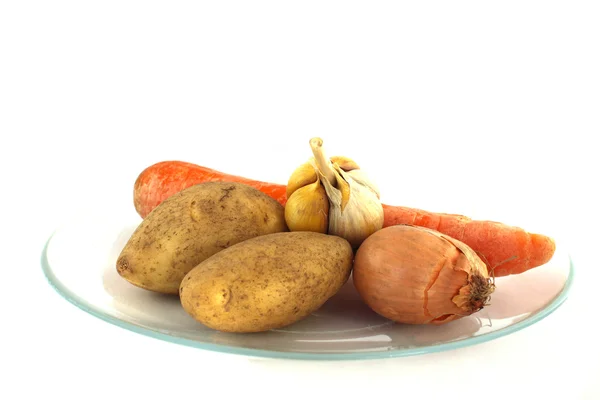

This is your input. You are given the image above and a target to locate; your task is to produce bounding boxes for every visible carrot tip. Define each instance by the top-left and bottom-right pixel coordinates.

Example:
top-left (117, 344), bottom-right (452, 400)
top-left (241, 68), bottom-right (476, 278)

top-left (531, 233), bottom-right (557, 266)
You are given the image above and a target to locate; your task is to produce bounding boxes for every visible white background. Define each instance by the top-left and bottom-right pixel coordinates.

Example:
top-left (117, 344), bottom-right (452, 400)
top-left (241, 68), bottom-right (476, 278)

top-left (2, 1), bottom-right (599, 399)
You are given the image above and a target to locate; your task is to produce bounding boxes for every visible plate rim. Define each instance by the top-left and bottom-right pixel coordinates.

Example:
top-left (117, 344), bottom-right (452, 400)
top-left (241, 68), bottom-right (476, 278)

top-left (40, 229), bottom-right (575, 361)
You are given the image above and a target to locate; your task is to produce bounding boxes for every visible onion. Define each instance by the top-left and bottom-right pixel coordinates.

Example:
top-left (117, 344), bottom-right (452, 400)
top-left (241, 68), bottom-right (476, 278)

top-left (353, 224), bottom-right (495, 325)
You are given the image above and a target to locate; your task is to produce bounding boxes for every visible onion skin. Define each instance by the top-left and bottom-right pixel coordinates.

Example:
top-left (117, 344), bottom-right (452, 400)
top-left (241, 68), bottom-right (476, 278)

top-left (353, 224), bottom-right (494, 325)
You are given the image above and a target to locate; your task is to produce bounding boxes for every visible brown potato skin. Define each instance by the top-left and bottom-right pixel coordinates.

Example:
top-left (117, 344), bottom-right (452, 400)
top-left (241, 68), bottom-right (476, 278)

top-left (179, 231), bottom-right (354, 333)
top-left (116, 182), bottom-right (288, 294)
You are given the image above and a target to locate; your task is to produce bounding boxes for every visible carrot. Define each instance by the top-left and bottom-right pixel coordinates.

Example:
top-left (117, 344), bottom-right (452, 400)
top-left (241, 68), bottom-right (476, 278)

top-left (381, 205), bottom-right (556, 278)
top-left (133, 160), bottom-right (556, 278)
top-left (133, 160), bottom-right (288, 219)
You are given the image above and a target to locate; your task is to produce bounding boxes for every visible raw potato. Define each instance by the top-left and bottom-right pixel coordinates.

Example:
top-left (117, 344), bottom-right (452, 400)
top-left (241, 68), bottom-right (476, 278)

top-left (116, 182), bottom-right (288, 294)
top-left (179, 231), bottom-right (354, 333)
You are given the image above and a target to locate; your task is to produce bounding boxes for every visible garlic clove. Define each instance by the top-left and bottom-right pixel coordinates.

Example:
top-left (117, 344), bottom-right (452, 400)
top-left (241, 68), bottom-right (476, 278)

top-left (332, 165), bottom-right (352, 212)
top-left (330, 156), bottom-right (360, 172)
top-left (284, 176), bottom-right (329, 234)
top-left (319, 166), bottom-right (384, 249)
top-left (345, 169), bottom-right (381, 199)
top-left (286, 161), bottom-right (318, 198)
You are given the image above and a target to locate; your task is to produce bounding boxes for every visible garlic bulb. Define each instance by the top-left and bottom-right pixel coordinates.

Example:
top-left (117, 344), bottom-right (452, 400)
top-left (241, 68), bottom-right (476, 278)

top-left (284, 137), bottom-right (384, 248)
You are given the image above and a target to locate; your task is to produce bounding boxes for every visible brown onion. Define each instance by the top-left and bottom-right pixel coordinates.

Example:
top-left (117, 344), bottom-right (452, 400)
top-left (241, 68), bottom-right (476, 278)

top-left (353, 224), bottom-right (495, 325)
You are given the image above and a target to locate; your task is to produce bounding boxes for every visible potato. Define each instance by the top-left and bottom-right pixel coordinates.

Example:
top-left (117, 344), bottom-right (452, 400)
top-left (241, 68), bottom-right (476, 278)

top-left (179, 231), bottom-right (354, 333)
top-left (116, 182), bottom-right (288, 294)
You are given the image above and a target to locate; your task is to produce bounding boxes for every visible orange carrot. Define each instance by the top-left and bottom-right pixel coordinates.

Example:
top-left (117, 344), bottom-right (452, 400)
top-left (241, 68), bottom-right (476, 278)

top-left (381, 205), bottom-right (556, 278)
top-left (133, 160), bottom-right (555, 277)
top-left (133, 161), bottom-right (288, 218)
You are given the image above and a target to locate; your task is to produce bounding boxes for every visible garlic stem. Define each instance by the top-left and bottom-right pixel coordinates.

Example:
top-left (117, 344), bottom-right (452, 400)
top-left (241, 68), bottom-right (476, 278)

top-left (309, 137), bottom-right (336, 186)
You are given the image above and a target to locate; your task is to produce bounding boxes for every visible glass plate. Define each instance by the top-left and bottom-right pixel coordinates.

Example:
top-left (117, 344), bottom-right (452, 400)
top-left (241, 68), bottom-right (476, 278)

top-left (41, 209), bottom-right (574, 361)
